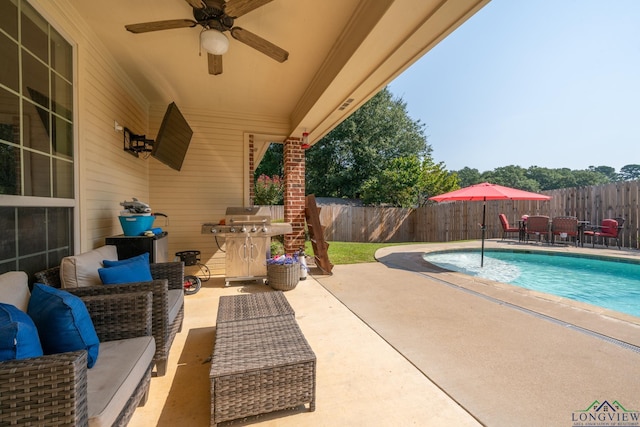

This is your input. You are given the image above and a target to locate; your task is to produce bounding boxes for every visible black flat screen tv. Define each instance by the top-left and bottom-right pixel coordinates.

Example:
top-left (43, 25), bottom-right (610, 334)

top-left (151, 102), bottom-right (193, 171)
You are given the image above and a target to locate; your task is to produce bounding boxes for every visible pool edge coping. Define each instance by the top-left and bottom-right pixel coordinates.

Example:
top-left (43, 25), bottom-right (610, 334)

top-left (375, 240), bottom-right (640, 349)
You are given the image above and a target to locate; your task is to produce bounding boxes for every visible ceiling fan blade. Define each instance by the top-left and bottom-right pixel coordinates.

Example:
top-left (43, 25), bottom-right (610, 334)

top-left (184, 0), bottom-right (205, 8)
top-left (230, 27), bottom-right (288, 63)
top-left (125, 19), bottom-right (197, 34)
top-left (208, 53), bottom-right (223, 75)
top-left (224, 0), bottom-right (273, 18)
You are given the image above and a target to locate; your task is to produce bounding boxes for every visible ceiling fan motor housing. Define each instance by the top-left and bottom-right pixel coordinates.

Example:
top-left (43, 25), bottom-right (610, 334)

top-left (194, 0), bottom-right (234, 32)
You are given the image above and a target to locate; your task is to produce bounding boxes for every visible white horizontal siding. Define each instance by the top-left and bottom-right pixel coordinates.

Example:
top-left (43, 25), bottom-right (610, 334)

top-left (148, 106), bottom-right (288, 276)
top-left (36, 0), bottom-right (290, 276)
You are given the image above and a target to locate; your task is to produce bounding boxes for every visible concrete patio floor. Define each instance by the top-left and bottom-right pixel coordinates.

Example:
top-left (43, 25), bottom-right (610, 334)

top-left (128, 240), bottom-right (640, 426)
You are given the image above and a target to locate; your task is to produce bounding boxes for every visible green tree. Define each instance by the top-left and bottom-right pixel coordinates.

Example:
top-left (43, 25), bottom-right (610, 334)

top-left (589, 165), bottom-right (618, 181)
top-left (455, 167), bottom-right (482, 188)
top-left (420, 158), bottom-right (459, 205)
top-left (361, 156), bottom-right (422, 207)
top-left (619, 164), bottom-right (640, 181)
top-left (570, 169), bottom-right (610, 187)
top-left (254, 143), bottom-right (283, 179)
top-left (482, 165), bottom-right (541, 192)
top-left (305, 87), bottom-right (430, 199)
top-left (361, 156), bottom-right (459, 207)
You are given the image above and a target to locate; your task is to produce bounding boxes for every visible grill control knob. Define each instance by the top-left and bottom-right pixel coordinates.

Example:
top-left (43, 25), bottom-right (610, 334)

top-left (262, 226), bottom-right (268, 233)
top-left (251, 225), bottom-right (257, 232)
top-left (211, 228), bottom-right (217, 234)
top-left (230, 227), bottom-right (236, 233)
top-left (240, 226), bottom-right (247, 233)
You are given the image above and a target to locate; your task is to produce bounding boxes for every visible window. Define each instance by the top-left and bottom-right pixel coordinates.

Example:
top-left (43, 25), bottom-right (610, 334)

top-left (0, 0), bottom-right (74, 277)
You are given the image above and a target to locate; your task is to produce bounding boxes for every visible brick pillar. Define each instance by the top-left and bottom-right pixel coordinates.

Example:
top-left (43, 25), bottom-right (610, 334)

top-left (248, 134), bottom-right (255, 205)
top-left (283, 137), bottom-right (305, 254)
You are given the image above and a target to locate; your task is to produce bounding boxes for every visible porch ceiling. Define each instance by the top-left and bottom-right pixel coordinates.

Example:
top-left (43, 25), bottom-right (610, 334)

top-left (65, 0), bottom-right (489, 144)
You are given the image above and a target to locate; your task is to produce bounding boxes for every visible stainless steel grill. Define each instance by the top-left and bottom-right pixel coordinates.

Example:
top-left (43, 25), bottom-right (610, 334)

top-left (202, 207), bottom-right (292, 286)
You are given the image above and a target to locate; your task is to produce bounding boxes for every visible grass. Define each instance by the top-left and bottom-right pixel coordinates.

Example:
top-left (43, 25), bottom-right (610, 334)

top-left (306, 241), bottom-right (419, 265)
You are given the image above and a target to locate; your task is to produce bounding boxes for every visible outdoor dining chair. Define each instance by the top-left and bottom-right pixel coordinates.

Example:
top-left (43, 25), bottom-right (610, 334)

top-left (551, 216), bottom-right (579, 246)
top-left (498, 213), bottom-right (520, 240)
top-left (583, 218), bottom-right (623, 248)
top-left (525, 215), bottom-right (550, 243)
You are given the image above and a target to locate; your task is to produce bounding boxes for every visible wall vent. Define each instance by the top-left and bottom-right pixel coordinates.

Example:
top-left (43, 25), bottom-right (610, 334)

top-left (338, 98), bottom-right (355, 111)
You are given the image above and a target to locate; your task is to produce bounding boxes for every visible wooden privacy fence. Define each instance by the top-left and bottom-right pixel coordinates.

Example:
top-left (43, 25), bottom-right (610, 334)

top-left (261, 181), bottom-right (640, 249)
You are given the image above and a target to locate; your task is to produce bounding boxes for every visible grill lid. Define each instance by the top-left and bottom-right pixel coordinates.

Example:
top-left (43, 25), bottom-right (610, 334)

top-left (224, 206), bottom-right (271, 225)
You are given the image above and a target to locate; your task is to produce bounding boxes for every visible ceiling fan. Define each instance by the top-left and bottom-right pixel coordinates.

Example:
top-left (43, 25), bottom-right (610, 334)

top-left (125, 0), bottom-right (289, 75)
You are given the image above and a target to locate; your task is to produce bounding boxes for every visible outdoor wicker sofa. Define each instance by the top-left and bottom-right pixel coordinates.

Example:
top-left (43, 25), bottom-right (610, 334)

top-left (34, 246), bottom-right (184, 376)
top-left (0, 271), bottom-right (155, 426)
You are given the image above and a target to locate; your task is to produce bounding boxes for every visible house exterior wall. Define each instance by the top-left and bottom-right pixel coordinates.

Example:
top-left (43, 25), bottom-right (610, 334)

top-left (33, 1), bottom-right (291, 277)
top-left (147, 106), bottom-right (289, 276)
top-left (33, 0), bottom-right (151, 253)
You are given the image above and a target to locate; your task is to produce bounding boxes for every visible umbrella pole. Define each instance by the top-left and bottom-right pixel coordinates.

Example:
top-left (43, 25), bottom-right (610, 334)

top-left (481, 200), bottom-right (486, 267)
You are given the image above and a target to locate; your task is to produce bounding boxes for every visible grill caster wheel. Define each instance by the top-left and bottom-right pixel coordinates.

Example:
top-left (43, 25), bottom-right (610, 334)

top-left (184, 275), bottom-right (202, 295)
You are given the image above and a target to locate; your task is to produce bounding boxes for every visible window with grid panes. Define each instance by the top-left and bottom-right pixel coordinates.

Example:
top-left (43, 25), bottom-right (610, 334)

top-left (0, 0), bottom-right (74, 278)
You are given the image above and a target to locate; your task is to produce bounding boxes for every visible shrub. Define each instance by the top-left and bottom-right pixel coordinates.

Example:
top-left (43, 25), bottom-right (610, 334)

top-left (254, 175), bottom-right (284, 205)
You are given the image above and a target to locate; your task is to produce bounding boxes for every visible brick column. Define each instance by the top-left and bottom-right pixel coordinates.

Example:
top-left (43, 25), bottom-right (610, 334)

top-left (248, 134), bottom-right (255, 205)
top-left (283, 137), bottom-right (305, 254)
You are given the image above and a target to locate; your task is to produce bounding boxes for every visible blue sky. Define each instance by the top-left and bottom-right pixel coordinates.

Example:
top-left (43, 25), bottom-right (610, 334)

top-left (388, 0), bottom-right (640, 173)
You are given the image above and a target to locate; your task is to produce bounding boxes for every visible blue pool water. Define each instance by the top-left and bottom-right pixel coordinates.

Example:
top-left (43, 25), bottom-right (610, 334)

top-left (422, 250), bottom-right (640, 318)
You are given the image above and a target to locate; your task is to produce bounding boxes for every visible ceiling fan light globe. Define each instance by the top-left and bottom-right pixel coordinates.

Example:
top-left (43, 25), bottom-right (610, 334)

top-left (201, 29), bottom-right (229, 55)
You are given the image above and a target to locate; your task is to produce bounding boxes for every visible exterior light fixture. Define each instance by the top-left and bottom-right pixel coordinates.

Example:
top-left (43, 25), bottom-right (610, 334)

top-left (201, 29), bottom-right (229, 55)
top-left (301, 131), bottom-right (310, 149)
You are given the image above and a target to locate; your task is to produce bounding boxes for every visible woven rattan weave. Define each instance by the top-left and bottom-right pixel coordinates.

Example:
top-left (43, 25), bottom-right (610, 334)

top-left (267, 263), bottom-right (301, 291)
top-left (216, 291), bottom-right (295, 324)
top-left (35, 261), bottom-right (184, 376)
top-left (0, 291), bottom-right (154, 426)
top-left (210, 294), bottom-right (316, 426)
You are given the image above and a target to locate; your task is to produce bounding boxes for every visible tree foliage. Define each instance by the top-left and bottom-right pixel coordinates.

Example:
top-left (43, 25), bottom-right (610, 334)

top-left (305, 87), bottom-right (432, 200)
top-left (449, 164), bottom-right (634, 193)
top-left (254, 143), bottom-right (283, 178)
top-left (360, 156), bottom-right (458, 207)
top-left (619, 164), bottom-right (640, 181)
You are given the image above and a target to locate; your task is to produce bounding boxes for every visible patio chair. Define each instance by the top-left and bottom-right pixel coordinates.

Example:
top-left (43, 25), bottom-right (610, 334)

top-left (498, 214), bottom-right (519, 240)
top-left (583, 218), bottom-right (622, 248)
top-left (551, 216), bottom-right (579, 246)
top-left (35, 261), bottom-right (184, 376)
top-left (525, 215), bottom-right (550, 243)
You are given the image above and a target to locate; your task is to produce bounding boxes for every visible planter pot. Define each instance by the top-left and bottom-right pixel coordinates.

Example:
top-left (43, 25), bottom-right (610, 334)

top-left (267, 263), bottom-right (301, 291)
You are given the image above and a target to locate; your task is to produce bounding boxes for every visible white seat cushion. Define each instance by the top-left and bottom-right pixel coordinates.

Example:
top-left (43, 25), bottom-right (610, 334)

top-left (60, 246), bottom-right (118, 288)
top-left (87, 336), bottom-right (155, 427)
top-left (0, 271), bottom-right (30, 312)
top-left (167, 289), bottom-right (184, 325)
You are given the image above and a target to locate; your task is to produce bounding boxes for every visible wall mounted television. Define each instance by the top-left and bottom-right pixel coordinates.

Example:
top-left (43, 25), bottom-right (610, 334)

top-left (151, 102), bottom-right (193, 171)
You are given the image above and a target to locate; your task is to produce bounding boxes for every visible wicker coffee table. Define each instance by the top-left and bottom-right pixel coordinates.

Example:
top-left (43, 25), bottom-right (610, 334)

top-left (216, 291), bottom-right (294, 324)
top-left (210, 299), bottom-right (316, 427)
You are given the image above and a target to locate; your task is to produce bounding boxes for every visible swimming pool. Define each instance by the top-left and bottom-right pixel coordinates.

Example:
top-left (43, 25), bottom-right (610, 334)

top-left (422, 249), bottom-right (640, 318)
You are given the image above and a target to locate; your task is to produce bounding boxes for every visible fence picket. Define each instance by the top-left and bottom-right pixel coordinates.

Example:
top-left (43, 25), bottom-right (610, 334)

top-left (261, 182), bottom-right (640, 249)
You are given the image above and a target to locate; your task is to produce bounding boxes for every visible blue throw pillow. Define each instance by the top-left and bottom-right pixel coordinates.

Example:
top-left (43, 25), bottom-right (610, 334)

top-left (102, 252), bottom-right (149, 268)
top-left (27, 284), bottom-right (100, 368)
top-left (98, 253), bottom-right (153, 285)
top-left (0, 303), bottom-right (43, 361)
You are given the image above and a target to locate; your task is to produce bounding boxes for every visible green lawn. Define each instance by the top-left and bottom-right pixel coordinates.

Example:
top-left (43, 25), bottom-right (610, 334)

top-left (307, 241), bottom-right (420, 265)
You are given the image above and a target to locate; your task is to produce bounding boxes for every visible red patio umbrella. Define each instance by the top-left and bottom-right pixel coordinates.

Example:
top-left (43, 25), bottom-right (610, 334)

top-left (429, 182), bottom-right (551, 266)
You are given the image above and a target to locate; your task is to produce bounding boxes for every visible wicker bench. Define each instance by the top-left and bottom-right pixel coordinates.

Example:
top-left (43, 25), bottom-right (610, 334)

top-left (210, 292), bottom-right (316, 426)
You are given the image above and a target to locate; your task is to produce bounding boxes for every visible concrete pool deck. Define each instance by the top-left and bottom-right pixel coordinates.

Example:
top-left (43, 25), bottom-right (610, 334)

top-left (321, 240), bottom-right (640, 426)
top-left (128, 239), bottom-right (640, 426)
